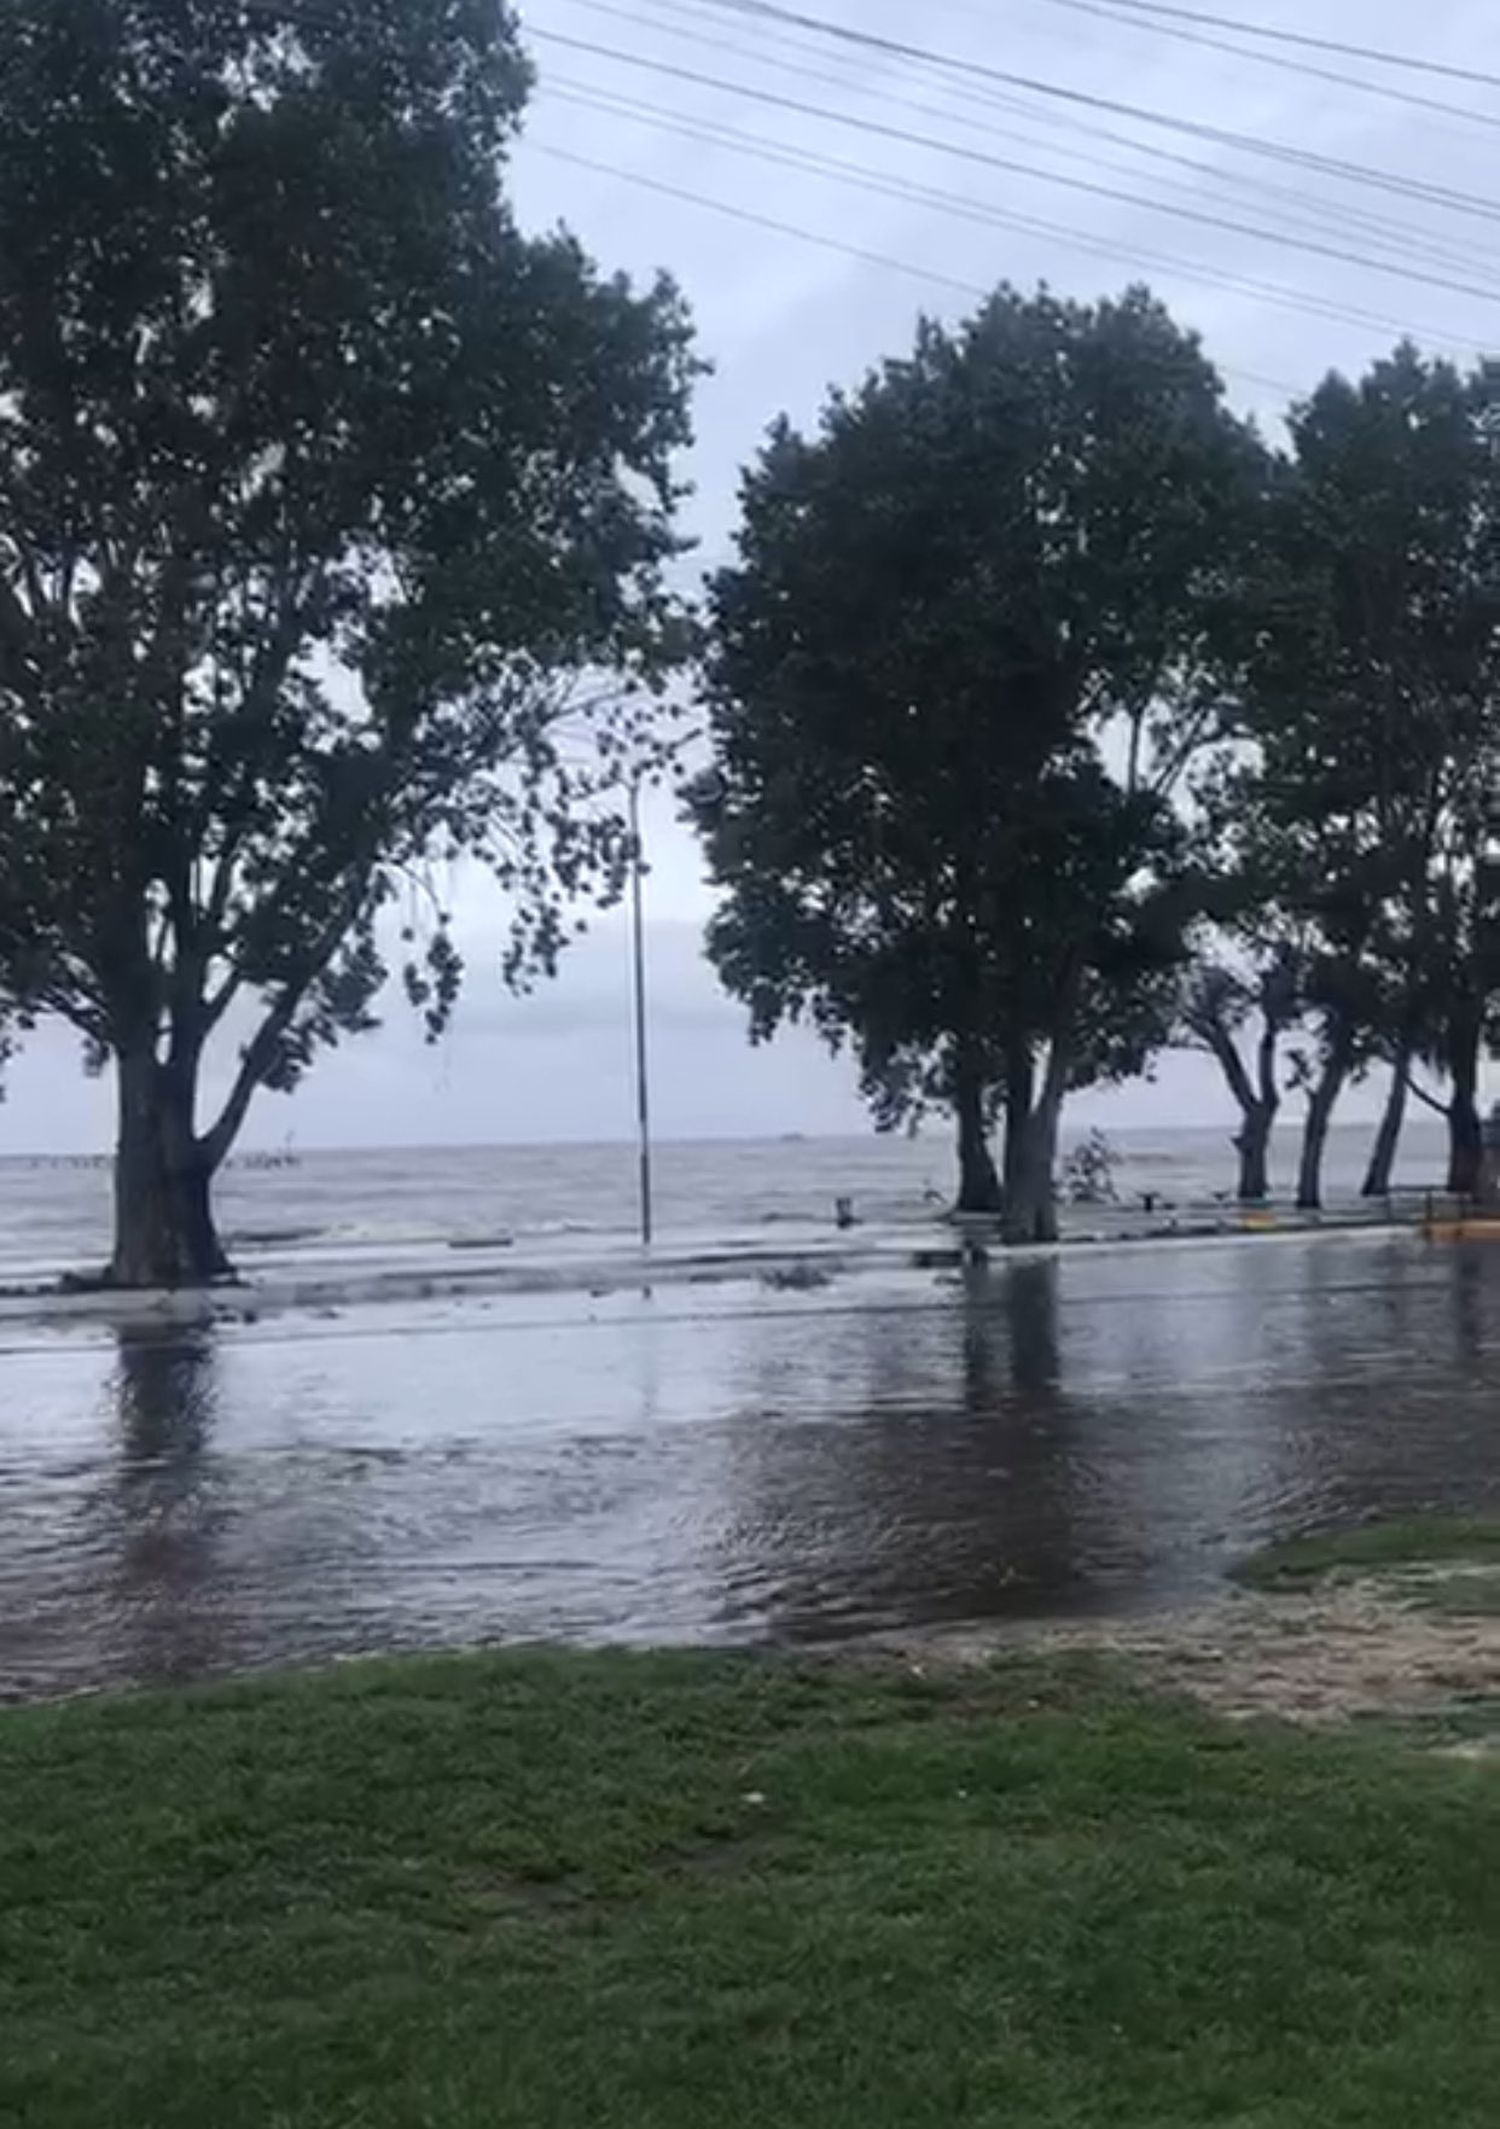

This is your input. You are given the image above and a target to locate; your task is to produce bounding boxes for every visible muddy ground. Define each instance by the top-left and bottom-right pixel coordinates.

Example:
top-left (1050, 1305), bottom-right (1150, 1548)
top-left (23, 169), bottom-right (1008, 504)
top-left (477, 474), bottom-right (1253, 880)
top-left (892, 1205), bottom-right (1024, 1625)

top-left (913, 1563), bottom-right (1500, 1751)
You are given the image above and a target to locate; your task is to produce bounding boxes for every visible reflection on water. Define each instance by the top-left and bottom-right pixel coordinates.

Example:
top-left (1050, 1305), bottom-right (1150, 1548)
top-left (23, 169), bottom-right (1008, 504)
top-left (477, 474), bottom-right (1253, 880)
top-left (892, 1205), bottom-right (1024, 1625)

top-left (105, 1331), bottom-right (224, 1683)
top-left (2, 1234), bottom-right (1499, 1698)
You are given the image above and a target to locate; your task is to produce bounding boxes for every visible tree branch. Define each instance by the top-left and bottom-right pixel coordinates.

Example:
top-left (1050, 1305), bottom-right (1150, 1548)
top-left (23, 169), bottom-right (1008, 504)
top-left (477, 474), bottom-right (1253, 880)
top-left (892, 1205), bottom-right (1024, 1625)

top-left (0, 563), bottom-right (36, 668)
top-left (1253, 1006), bottom-right (1282, 1114)
top-left (1148, 695), bottom-right (1220, 801)
top-left (198, 877), bottom-right (369, 1171)
top-left (1408, 1074), bottom-right (1453, 1119)
top-left (199, 993), bottom-right (300, 1174)
top-left (1186, 1011), bottom-right (1257, 1117)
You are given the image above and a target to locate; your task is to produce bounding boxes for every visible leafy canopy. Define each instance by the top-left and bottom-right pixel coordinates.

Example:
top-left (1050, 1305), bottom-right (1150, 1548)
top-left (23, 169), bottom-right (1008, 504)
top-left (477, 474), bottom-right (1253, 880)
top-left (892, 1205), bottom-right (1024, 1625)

top-left (693, 285), bottom-right (1263, 1132)
top-left (1231, 345), bottom-right (1500, 1092)
top-left (0, 0), bottom-right (696, 1153)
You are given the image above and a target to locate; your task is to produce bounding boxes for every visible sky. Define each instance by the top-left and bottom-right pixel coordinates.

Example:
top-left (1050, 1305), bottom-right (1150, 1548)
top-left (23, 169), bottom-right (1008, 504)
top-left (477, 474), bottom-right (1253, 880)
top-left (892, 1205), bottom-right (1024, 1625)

top-left (4, 0), bottom-right (1497, 1154)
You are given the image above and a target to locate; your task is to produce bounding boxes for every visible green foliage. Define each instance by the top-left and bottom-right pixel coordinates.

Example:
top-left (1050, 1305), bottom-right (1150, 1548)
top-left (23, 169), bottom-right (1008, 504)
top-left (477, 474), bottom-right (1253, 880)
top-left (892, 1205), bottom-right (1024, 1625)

top-left (693, 286), bottom-right (1264, 1218)
top-left (0, 0), bottom-right (695, 1211)
top-left (1060, 1126), bottom-right (1119, 1204)
top-left (2, 1647), bottom-right (1498, 2127)
top-left (1228, 346), bottom-right (1500, 1174)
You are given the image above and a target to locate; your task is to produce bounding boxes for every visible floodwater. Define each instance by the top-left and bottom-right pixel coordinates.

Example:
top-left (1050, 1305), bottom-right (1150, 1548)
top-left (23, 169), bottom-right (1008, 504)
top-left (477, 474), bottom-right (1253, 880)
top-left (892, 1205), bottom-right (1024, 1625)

top-left (2, 1231), bottom-right (1497, 1700)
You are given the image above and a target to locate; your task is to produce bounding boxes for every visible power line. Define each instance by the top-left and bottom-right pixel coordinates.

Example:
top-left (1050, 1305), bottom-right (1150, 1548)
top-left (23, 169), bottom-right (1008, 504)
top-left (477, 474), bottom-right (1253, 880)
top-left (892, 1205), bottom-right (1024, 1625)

top-left (531, 29), bottom-right (1500, 302)
top-left (1052, 0), bottom-right (1500, 92)
top-left (558, 0), bottom-right (1500, 294)
top-left (561, 0), bottom-right (1497, 287)
top-left (1032, 0), bottom-right (1500, 133)
top-left (688, 0), bottom-right (1500, 223)
top-left (551, 78), bottom-right (1486, 353)
top-left (530, 142), bottom-right (1009, 297)
top-left (532, 136), bottom-right (1302, 395)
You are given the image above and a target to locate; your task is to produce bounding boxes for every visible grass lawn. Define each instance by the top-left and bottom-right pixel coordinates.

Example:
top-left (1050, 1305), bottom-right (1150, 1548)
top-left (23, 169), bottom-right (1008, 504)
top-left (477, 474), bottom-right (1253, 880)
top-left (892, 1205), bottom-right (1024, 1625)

top-left (2, 1649), bottom-right (1498, 2128)
top-left (1237, 1515), bottom-right (1500, 1590)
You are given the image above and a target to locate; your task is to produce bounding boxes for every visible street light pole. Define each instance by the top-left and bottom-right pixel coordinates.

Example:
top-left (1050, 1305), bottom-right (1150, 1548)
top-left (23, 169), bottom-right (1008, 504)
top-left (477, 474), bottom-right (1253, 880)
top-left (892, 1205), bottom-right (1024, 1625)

top-left (628, 776), bottom-right (653, 1249)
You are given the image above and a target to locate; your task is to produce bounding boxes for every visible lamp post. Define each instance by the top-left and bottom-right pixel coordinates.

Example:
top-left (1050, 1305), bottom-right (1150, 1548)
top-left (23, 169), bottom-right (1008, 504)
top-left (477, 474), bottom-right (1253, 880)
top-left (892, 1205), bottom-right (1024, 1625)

top-left (628, 775), bottom-right (653, 1249)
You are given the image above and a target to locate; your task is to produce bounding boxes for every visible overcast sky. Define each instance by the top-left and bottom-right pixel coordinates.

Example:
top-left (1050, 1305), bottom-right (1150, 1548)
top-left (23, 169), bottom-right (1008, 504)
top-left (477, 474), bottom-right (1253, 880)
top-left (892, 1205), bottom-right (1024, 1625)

top-left (5, 0), bottom-right (1496, 1153)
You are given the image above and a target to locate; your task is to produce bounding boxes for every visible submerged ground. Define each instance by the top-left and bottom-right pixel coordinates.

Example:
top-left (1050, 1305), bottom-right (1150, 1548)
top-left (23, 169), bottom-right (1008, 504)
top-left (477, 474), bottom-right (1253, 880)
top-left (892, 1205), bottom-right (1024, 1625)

top-left (4, 1230), bottom-right (1499, 1699)
top-left (6, 1224), bottom-right (1499, 2126)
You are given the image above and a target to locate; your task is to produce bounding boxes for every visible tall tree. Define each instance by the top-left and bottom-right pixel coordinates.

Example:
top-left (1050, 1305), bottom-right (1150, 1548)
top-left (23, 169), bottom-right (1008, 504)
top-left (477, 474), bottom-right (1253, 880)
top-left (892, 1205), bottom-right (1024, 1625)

top-left (1408, 846), bottom-right (1500, 1196)
top-left (692, 287), bottom-right (1263, 1240)
top-left (1287, 957), bottom-right (1380, 1212)
top-left (1362, 1056), bottom-right (1413, 1199)
top-left (1238, 345), bottom-right (1500, 1200)
top-left (1178, 944), bottom-right (1299, 1201)
top-left (0, 0), bottom-right (695, 1285)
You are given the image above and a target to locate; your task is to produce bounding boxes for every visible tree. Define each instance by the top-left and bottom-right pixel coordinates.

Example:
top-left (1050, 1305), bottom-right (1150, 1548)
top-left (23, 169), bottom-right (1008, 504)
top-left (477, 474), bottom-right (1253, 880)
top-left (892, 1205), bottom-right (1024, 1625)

top-left (1237, 345), bottom-right (1500, 1202)
top-left (1362, 1056), bottom-right (1412, 1200)
top-left (692, 287), bottom-right (1263, 1240)
top-left (1286, 955), bottom-right (1380, 1211)
top-left (1407, 846), bottom-right (1500, 1196)
top-left (1178, 945), bottom-right (1298, 1201)
top-left (0, 0), bottom-right (696, 1285)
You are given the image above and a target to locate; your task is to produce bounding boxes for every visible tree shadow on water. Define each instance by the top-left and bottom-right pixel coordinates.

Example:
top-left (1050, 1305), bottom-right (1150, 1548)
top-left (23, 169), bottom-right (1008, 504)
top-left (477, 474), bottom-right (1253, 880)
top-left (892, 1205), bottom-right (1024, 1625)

top-left (721, 1258), bottom-right (1082, 1638)
top-left (105, 1327), bottom-right (227, 1683)
top-left (990, 1259), bottom-right (1062, 1405)
top-left (115, 1325), bottom-right (220, 1469)
top-left (1450, 1249), bottom-right (1485, 1368)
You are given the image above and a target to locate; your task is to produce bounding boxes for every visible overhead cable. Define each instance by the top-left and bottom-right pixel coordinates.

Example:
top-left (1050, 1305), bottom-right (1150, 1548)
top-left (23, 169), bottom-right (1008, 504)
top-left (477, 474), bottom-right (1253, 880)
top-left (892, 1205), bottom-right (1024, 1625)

top-left (531, 29), bottom-right (1500, 301)
top-left (532, 136), bottom-right (1302, 394)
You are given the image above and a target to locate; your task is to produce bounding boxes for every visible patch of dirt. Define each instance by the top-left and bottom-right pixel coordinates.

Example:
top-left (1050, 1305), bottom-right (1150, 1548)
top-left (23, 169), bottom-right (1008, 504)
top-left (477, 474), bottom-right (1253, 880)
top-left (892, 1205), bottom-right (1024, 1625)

top-left (909, 1574), bottom-right (1500, 1735)
top-left (453, 1866), bottom-right (593, 1920)
top-left (654, 1831), bottom-right (778, 1884)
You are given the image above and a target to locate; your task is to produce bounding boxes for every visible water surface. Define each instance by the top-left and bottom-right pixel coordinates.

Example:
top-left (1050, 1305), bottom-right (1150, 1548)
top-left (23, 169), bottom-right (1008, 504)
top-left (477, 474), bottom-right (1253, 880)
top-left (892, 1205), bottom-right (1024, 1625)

top-left (0, 1121), bottom-right (1449, 1281)
top-left (2, 1232), bottom-right (1496, 1698)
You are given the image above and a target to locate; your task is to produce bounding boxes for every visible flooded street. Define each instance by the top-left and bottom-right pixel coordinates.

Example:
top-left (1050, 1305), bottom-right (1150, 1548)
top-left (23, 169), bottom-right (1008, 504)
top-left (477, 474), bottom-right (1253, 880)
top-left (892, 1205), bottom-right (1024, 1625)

top-left (2, 1231), bottom-right (1498, 1700)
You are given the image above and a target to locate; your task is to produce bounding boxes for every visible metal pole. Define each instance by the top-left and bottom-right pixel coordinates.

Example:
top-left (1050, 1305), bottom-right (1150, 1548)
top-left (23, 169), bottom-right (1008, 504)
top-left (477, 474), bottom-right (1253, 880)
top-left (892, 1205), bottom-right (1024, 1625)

top-left (629, 777), bottom-right (653, 1248)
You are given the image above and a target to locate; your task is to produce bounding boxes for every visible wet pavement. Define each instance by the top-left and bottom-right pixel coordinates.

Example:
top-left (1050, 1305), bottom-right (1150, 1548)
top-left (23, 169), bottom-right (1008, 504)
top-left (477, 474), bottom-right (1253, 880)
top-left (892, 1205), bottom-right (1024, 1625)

top-left (2, 1231), bottom-right (1498, 1700)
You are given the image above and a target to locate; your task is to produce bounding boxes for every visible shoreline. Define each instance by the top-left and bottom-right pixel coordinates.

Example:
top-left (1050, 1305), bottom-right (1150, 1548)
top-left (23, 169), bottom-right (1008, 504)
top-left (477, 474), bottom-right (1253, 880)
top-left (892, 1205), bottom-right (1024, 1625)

top-left (0, 1203), bottom-right (1438, 1332)
top-left (912, 1577), bottom-right (1500, 1743)
top-left (9, 1565), bottom-right (1500, 1741)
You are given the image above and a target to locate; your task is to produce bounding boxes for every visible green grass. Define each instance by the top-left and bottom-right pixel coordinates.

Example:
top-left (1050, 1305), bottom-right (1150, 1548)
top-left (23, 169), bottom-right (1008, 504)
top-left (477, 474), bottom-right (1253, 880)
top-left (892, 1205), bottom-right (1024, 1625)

top-left (2, 1649), bottom-right (1499, 2128)
top-left (1236, 1515), bottom-right (1500, 1589)
top-left (1415, 1569), bottom-right (1500, 1618)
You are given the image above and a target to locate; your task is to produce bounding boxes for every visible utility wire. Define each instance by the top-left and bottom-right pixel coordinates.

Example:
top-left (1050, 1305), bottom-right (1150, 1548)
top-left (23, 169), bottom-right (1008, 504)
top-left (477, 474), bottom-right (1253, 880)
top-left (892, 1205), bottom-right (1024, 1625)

top-left (558, 0), bottom-right (1500, 293)
top-left (531, 29), bottom-right (1500, 301)
top-left (686, 0), bottom-right (1500, 222)
top-left (551, 77), bottom-right (1488, 352)
top-left (1047, 0), bottom-right (1500, 92)
top-left (532, 137), bottom-right (1302, 393)
top-left (533, 140), bottom-right (1016, 296)
top-left (1032, 0), bottom-right (1500, 133)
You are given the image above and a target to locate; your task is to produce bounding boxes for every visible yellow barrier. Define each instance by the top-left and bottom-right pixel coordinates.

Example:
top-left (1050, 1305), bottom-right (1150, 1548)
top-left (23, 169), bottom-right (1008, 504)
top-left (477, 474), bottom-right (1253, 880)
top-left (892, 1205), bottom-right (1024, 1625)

top-left (1424, 1218), bottom-right (1500, 1242)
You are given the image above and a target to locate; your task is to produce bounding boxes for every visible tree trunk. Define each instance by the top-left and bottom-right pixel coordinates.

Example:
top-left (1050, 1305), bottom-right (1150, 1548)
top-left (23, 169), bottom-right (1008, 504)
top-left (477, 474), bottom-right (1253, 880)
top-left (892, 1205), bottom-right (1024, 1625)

top-left (1449, 1101), bottom-right (1483, 1199)
top-left (1195, 1001), bottom-right (1283, 1206)
top-left (1441, 1009), bottom-right (1482, 1196)
top-left (1001, 1047), bottom-right (1063, 1246)
top-left (953, 1046), bottom-right (1001, 1213)
top-left (1234, 1102), bottom-right (1274, 1201)
top-left (1000, 1049), bottom-right (1031, 1218)
top-left (107, 1052), bottom-right (231, 1289)
top-left (1294, 1037), bottom-right (1353, 1212)
top-left (1361, 1052), bottom-right (1410, 1198)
